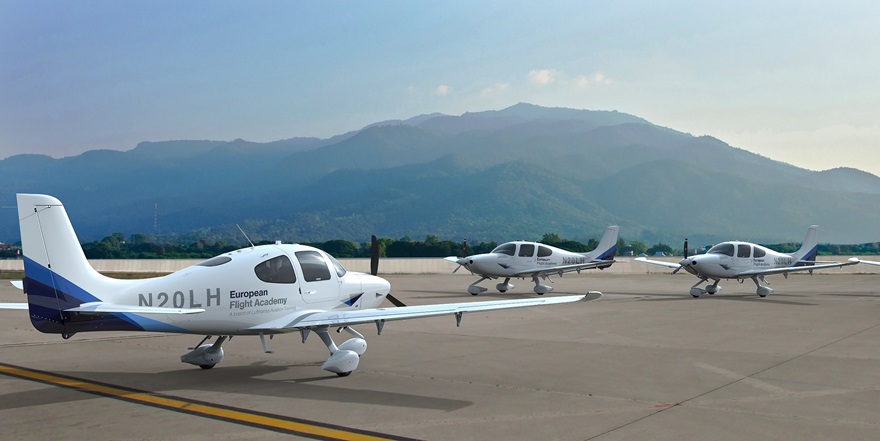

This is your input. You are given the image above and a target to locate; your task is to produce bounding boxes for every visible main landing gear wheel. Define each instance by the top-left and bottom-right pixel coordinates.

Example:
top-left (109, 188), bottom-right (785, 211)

top-left (336, 371), bottom-right (352, 377)
top-left (199, 364), bottom-right (215, 370)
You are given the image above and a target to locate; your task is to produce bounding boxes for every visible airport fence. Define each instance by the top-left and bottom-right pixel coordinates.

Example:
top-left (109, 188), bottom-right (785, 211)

top-left (0, 257), bottom-right (877, 275)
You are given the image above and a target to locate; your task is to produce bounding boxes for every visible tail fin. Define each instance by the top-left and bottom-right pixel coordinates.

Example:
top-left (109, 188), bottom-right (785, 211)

top-left (791, 225), bottom-right (819, 264)
top-left (584, 226), bottom-right (619, 262)
top-left (17, 194), bottom-right (116, 333)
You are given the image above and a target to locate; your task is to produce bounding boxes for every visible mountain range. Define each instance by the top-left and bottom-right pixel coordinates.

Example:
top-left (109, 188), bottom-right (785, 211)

top-left (3, 103), bottom-right (879, 247)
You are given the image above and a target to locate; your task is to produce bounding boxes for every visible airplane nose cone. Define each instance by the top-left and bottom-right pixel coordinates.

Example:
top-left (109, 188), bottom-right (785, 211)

top-left (679, 258), bottom-right (692, 266)
top-left (362, 274), bottom-right (391, 295)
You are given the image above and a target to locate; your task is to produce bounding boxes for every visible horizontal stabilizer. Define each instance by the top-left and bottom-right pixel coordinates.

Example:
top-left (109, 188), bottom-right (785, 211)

top-left (64, 302), bottom-right (205, 315)
top-left (0, 303), bottom-right (28, 310)
top-left (10, 280), bottom-right (23, 290)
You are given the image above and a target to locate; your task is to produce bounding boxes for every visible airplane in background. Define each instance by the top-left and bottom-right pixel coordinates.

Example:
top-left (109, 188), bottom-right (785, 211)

top-left (444, 226), bottom-right (619, 295)
top-left (635, 225), bottom-right (859, 298)
top-left (0, 194), bottom-right (597, 377)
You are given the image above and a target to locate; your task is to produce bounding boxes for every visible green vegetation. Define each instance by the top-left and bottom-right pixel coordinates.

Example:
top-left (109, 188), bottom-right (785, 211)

top-left (7, 232), bottom-right (875, 261)
top-left (71, 232), bottom-right (717, 259)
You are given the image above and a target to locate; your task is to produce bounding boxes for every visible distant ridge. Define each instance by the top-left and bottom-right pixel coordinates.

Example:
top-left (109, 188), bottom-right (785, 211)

top-left (2, 103), bottom-right (878, 246)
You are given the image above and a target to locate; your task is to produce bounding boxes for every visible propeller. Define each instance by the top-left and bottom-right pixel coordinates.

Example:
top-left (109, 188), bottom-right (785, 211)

top-left (370, 235), bottom-right (379, 277)
top-left (448, 238), bottom-right (473, 274)
top-left (672, 237), bottom-right (688, 274)
top-left (371, 235), bottom-right (406, 307)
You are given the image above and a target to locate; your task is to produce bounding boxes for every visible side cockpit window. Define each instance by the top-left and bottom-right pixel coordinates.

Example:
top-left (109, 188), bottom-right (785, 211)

top-left (737, 244), bottom-right (751, 258)
top-left (519, 244), bottom-right (535, 257)
top-left (754, 247), bottom-right (766, 258)
top-left (295, 251), bottom-right (333, 282)
top-left (254, 255), bottom-right (296, 284)
top-left (538, 246), bottom-right (552, 257)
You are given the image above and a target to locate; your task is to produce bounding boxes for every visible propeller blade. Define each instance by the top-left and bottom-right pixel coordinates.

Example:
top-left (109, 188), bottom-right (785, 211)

top-left (370, 235), bottom-right (379, 276)
top-left (452, 265), bottom-right (462, 274)
top-left (385, 293), bottom-right (406, 307)
top-left (683, 238), bottom-right (689, 258)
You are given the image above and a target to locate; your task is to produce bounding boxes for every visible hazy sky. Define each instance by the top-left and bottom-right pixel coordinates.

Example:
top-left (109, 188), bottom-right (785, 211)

top-left (2, 1), bottom-right (879, 176)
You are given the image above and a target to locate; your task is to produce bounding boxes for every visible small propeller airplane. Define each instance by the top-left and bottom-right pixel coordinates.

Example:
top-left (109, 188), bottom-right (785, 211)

top-left (0, 194), bottom-right (598, 376)
top-left (444, 226), bottom-right (619, 295)
top-left (634, 225), bottom-right (859, 298)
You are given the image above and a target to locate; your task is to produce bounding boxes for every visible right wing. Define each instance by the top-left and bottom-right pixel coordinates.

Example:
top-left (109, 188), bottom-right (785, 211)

top-left (251, 293), bottom-right (598, 331)
top-left (859, 260), bottom-right (880, 267)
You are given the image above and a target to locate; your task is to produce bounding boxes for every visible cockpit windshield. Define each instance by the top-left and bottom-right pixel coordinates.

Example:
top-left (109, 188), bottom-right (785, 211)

top-left (707, 243), bottom-right (735, 257)
top-left (491, 243), bottom-right (516, 256)
top-left (327, 254), bottom-right (347, 277)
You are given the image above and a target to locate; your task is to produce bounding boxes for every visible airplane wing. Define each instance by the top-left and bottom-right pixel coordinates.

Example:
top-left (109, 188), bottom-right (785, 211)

top-left (633, 257), bottom-right (681, 269)
top-left (510, 260), bottom-right (616, 278)
top-left (65, 302), bottom-right (205, 315)
top-left (251, 293), bottom-right (596, 331)
top-left (0, 303), bottom-right (28, 310)
top-left (859, 259), bottom-right (880, 267)
top-left (734, 258), bottom-right (860, 277)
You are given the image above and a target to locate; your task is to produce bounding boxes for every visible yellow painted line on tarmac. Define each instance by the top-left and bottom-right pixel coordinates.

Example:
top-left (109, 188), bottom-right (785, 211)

top-left (0, 362), bottom-right (418, 441)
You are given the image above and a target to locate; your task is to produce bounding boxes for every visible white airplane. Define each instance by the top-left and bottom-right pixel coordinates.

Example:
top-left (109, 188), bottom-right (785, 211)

top-left (0, 194), bottom-right (597, 376)
top-left (445, 226), bottom-right (619, 295)
top-left (635, 226), bottom-right (859, 298)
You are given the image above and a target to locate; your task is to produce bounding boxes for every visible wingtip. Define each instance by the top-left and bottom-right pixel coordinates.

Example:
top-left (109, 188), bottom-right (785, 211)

top-left (583, 291), bottom-right (602, 302)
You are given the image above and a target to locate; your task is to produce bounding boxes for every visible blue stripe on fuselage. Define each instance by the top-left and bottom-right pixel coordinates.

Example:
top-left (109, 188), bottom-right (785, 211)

top-left (595, 245), bottom-right (616, 261)
top-left (22, 257), bottom-right (188, 334)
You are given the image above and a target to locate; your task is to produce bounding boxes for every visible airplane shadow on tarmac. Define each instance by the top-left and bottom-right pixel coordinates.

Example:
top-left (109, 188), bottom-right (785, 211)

top-left (0, 362), bottom-right (472, 412)
top-left (609, 291), bottom-right (818, 306)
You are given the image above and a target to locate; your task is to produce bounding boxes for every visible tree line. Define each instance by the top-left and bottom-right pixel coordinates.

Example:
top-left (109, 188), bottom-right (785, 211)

top-left (2, 232), bottom-right (870, 260)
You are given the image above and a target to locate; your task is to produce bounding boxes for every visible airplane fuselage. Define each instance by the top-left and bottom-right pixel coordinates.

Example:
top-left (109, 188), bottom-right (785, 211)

top-left (23, 244), bottom-right (391, 336)
top-left (679, 241), bottom-right (801, 280)
top-left (464, 241), bottom-right (596, 278)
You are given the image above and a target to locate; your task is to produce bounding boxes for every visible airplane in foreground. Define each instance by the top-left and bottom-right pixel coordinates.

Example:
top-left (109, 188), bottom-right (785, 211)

top-left (444, 226), bottom-right (619, 295)
top-left (634, 226), bottom-right (859, 298)
top-left (0, 194), bottom-right (597, 376)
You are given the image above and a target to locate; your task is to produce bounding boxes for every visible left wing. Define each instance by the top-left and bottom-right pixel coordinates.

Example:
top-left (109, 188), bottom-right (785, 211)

top-left (633, 257), bottom-right (681, 269)
top-left (251, 293), bottom-right (597, 331)
top-left (511, 260), bottom-right (616, 278)
top-left (735, 258), bottom-right (860, 277)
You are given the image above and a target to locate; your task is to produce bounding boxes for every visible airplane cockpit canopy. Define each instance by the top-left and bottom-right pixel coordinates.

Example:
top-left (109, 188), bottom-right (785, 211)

top-left (707, 243), bottom-right (735, 257)
top-left (491, 243), bottom-right (517, 256)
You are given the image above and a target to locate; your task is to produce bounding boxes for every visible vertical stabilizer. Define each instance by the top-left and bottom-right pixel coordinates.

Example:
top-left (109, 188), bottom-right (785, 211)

top-left (791, 225), bottom-right (819, 264)
top-left (18, 194), bottom-right (99, 281)
top-left (584, 226), bottom-right (619, 261)
top-left (17, 194), bottom-right (116, 333)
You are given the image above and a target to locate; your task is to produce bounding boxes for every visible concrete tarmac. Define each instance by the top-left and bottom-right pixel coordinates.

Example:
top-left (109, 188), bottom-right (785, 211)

top-left (2, 272), bottom-right (880, 440)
